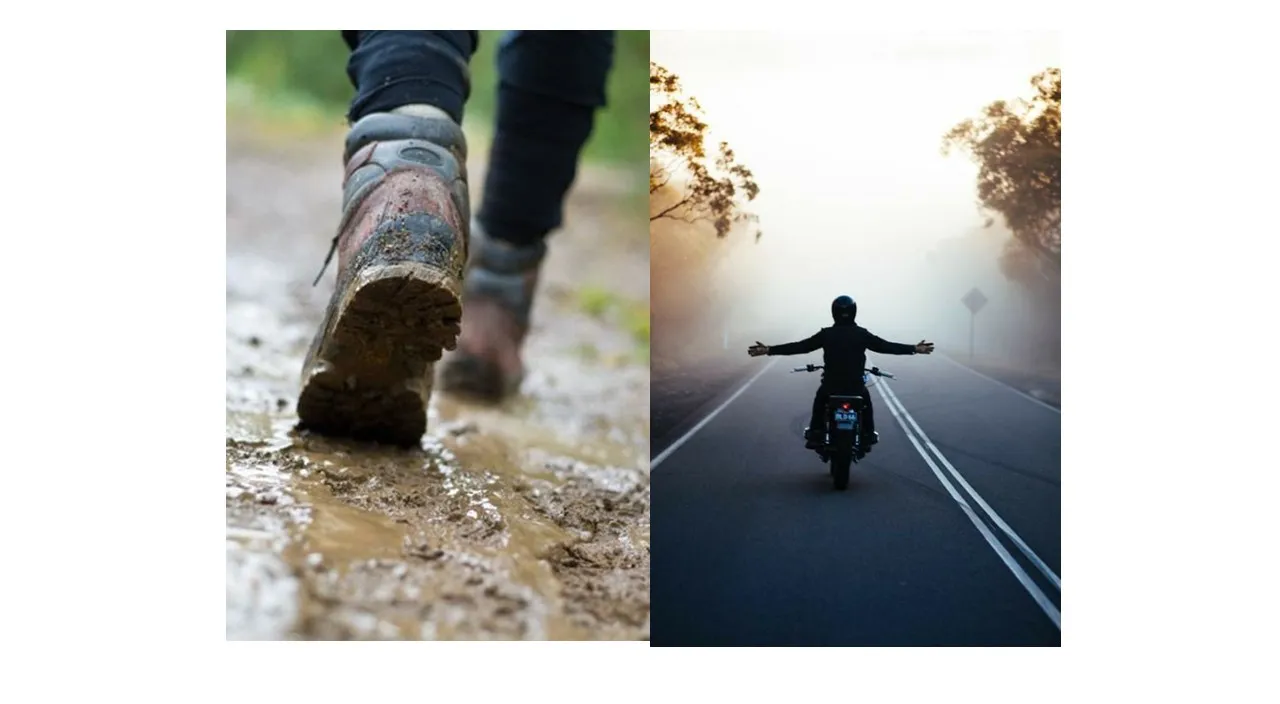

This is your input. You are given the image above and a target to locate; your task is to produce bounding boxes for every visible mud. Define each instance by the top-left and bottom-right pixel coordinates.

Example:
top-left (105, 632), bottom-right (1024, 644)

top-left (226, 124), bottom-right (649, 640)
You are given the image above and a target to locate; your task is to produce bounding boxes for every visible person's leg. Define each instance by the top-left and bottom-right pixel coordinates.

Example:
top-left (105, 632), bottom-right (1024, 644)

top-left (342, 31), bottom-right (476, 124)
top-left (806, 383), bottom-right (828, 448)
top-left (476, 30), bottom-right (614, 245)
top-left (297, 31), bottom-right (478, 447)
top-left (441, 30), bottom-right (615, 399)
top-left (861, 385), bottom-right (879, 446)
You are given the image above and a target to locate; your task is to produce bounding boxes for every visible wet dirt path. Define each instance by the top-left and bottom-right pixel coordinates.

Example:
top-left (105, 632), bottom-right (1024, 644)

top-left (226, 125), bottom-right (649, 640)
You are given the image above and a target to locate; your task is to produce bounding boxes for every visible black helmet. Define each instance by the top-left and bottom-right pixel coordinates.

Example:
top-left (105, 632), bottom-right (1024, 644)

top-left (831, 295), bottom-right (857, 322)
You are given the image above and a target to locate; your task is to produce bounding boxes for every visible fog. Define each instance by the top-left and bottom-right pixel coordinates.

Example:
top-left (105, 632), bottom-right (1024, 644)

top-left (651, 31), bottom-right (1060, 370)
top-left (717, 212), bottom-right (1046, 368)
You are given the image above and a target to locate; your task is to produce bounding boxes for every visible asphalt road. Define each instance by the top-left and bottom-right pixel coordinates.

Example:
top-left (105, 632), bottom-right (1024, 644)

top-left (651, 354), bottom-right (1061, 646)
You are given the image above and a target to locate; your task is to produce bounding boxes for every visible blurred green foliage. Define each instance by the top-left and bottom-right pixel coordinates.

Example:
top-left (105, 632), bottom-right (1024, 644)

top-left (573, 285), bottom-right (650, 361)
top-left (226, 30), bottom-right (647, 165)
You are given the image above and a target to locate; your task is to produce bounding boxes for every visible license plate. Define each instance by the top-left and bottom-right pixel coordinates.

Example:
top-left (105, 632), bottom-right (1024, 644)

top-left (834, 410), bottom-right (856, 428)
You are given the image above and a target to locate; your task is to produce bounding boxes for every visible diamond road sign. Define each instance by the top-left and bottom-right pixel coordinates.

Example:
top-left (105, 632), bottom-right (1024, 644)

top-left (962, 287), bottom-right (988, 315)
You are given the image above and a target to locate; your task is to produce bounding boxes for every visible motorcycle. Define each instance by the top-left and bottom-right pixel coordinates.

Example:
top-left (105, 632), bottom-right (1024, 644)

top-left (790, 364), bottom-right (895, 491)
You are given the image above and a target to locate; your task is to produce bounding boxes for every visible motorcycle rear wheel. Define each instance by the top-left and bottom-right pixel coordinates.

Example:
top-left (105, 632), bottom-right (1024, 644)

top-left (831, 451), bottom-right (852, 490)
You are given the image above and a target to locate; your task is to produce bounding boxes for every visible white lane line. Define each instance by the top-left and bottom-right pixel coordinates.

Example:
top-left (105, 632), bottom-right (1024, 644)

top-left (939, 354), bottom-right (1061, 414)
top-left (651, 358), bottom-right (778, 470)
top-left (880, 380), bottom-right (1062, 590)
top-left (876, 382), bottom-right (1062, 629)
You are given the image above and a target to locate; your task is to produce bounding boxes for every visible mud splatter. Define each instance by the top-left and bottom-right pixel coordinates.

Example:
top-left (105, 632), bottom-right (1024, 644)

top-left (226, 124), bottom-right (649, 640)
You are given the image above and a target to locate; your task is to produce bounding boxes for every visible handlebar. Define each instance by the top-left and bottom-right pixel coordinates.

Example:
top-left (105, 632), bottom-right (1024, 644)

top-left (790, 364), bottom-right (895, 379)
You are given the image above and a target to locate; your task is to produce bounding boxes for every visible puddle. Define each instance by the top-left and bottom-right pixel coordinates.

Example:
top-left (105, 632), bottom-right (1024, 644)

top-left (226, 128), bottom-right (649, 640)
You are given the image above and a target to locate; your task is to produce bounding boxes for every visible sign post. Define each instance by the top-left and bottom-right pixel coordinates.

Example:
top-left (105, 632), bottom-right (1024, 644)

top-left (961, 287), bottom-right (988, 360)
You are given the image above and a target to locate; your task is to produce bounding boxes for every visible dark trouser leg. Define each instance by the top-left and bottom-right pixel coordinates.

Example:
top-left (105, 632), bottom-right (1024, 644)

top-left (476, 30), bottom-right (615, 247)
top-left (342, 31), bottom-right (479, 123)
top-left (809, 383), bottom-right (829, 437)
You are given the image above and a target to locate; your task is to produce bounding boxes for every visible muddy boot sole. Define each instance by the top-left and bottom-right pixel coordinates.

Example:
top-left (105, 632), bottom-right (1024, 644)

top-left (297, 263), bottom-right (461, 446)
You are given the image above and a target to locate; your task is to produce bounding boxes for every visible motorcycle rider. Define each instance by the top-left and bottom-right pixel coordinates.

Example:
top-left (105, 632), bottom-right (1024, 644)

top-left (747, 295), bottom-right (934, 450)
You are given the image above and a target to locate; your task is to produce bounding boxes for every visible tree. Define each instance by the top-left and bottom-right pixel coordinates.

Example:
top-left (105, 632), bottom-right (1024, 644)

top-left (944, 68), bottom-right (1061, 278)
top-left (943, 69), bottom-right (1061, 367)
top-left (650, 62), bottom-right (761, 240)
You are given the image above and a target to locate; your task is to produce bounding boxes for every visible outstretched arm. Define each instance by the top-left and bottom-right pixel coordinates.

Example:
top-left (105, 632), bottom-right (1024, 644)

top-left (867, 332), bottom-right (935, 356)
top-left (748, 331), bottom-right (823, 357)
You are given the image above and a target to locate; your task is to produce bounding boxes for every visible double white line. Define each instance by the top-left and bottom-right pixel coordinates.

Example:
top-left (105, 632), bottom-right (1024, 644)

top-left (876, 380), bottom-right (1062, 629)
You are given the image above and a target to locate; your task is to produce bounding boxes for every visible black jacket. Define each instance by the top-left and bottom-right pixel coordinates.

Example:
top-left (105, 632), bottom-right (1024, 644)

top-left (767, 320), bottom-right (916, 385)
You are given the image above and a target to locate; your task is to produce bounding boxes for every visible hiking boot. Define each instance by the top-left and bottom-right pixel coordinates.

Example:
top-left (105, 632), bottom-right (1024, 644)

top-left (296, 110), bottom-right (470, 447)
top-left (439, 221), bottom-right (545, 401)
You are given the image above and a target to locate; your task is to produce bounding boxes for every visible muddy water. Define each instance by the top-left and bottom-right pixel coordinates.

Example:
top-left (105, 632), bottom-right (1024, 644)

top-left (226, 126), bottom-right (650, 640)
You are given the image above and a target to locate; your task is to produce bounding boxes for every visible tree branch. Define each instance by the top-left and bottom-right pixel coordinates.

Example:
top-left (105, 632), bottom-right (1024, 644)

top-left (650, 163), bottom-right (679, 194)
top-left (650, 196), bottom-right (695, 222)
